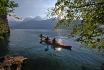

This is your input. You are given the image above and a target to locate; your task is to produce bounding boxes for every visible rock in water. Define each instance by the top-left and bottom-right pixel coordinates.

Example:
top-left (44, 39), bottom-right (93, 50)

top-left (0, 55), bottom-right (27, 70)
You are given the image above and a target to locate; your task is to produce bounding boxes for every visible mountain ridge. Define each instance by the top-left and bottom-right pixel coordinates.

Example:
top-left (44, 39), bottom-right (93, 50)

top-left (11, 17), bottom-right (58, 29)
top-left (22, 16), bottom-right (43, 22)
top-left (8, 16), bottom-right (81, 29)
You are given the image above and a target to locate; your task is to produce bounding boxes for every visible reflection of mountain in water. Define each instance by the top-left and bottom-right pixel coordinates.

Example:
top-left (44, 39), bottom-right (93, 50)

top-left (0, 34), bottom-right (10, 56)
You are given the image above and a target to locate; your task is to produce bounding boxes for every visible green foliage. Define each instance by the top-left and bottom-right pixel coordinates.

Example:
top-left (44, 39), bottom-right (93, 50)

top-left (0, 0), bottom-right (19, 38)
top-left (0, 0), bottom-right (18, 15)
top-left (46, 0), bottom-right (104, 50)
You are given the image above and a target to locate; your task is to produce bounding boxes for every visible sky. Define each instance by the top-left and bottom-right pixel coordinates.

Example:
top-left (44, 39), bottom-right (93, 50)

top-left (8, 0), bottom-right (57, 21)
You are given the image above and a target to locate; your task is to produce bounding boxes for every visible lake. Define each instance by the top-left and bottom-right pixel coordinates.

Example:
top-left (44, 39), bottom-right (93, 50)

top-left (0, 29), bottom-right (104, 70)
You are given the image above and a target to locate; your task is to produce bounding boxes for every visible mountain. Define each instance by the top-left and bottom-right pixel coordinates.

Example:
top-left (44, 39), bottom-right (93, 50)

top-left (32, 16), bottom-right (42, 21)
top-left (22, 17), bottom-right (33, 22)
top-left (23, 16), bottom-right (42, 22)
top-left (8, 20), bottom-right (21, 28)
top-left (9, 16), bottom-right (81, 29)
top-left (12, 18), bottom-right (58, 29)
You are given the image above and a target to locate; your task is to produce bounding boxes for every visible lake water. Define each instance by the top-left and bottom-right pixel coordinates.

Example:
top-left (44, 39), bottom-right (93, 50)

top-left (0, 29), bottom-right (104, 70)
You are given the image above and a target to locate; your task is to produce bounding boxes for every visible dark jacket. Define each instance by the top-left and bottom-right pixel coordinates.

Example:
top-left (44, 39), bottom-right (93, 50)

top-left (52, 38), bottom-right (56, 43)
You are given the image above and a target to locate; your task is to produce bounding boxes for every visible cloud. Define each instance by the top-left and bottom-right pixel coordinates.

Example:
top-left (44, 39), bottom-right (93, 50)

top-left (27, 15), bottom-right (34, 18)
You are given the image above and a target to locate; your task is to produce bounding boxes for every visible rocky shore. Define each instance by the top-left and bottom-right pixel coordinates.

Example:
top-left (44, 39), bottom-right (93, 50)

top-left (0, 56), bottom-right (27, 70)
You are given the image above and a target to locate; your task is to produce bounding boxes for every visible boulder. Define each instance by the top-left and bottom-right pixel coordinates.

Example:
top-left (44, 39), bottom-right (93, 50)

top-left (0, 55), bottom-right (27, 70)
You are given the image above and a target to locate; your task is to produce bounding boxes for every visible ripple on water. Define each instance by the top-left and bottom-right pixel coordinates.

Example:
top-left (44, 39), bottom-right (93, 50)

top-left (1, 29), bottom-right (104, 70)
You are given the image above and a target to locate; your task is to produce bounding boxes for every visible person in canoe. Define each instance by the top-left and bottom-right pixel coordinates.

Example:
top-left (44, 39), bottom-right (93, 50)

top-left (45, 36), bottom-right (50, 42)
top-left (39, 34), bottom-right (43, 40)
top-left (52, 38), bottom-right (57, 43)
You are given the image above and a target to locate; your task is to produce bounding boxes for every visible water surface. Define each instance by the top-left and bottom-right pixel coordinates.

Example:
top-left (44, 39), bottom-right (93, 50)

top-left (0, 29), bottom-right (104, 70)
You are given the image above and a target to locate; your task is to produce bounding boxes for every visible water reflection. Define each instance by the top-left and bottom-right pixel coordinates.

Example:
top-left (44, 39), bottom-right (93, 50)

top-left (44, 45), bottom-right (56, 52)
top-left (51, 45), bottom-right (56, 50)
top-left (56, 48), bottom-right (62, 51)
top-left (44, 46), bottom-right (49, 52)
top-left (0, 34), bottom-right (10, 56)
top-left (41, 42), bottom-right (71, 52)
top-left (46, 44), bottom-right (59, 51)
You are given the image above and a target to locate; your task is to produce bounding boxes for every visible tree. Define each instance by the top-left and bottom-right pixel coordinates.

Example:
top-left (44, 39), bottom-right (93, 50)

top-left (0, 0), bottom-right (19, 38)
top-left (46, 0), bottom-right (104, 50)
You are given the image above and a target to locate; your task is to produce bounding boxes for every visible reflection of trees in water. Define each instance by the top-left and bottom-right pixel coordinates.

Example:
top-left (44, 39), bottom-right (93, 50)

top-left (0, 34), bottom-right (10, 56)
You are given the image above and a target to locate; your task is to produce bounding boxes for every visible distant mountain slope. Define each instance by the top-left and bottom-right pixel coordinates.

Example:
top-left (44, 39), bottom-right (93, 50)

top-left (32, 16), bottom-right (42, 21)
top-left (22, 17), bottom-right (33, 22)
top-left (12, 18), bottom-right (58, 29)
top-left (8, 21), bottom-right (21, 27)
top-left (22, 16), bottom-right (42, 22)
top-left (9, 15), bottom-right (81, 29)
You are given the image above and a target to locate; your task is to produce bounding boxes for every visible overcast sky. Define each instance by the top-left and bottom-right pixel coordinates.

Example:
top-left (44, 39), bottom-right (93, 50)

top-left (8, 0), bottom-right (57, 21)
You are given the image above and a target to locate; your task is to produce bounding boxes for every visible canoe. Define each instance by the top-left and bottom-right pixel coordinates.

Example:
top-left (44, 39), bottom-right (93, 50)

top-left (40, 40), bottom-right (72, 50)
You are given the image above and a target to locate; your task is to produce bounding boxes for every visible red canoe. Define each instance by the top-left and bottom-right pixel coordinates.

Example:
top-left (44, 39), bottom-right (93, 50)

top-left (40, 40), bottom-right (72, 49)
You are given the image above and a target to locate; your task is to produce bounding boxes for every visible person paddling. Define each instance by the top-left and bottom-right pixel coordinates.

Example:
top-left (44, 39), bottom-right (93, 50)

top-left (40, 34), bottom-right (43, 40)
top-left (45, 36), bottom-right (50, 42)
top-left (52, 38), bottom-right (57, 43)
